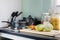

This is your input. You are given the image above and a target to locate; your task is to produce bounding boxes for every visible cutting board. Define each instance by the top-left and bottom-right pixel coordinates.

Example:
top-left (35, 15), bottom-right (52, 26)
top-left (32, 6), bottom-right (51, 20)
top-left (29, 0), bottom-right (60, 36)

top-left (20, 29), bottom-right (60, 37)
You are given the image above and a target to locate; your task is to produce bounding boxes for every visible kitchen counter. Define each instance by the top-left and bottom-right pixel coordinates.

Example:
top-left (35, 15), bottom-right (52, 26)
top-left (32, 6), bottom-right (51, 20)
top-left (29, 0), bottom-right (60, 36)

top-left (0, 28), bottom-right (59, 40)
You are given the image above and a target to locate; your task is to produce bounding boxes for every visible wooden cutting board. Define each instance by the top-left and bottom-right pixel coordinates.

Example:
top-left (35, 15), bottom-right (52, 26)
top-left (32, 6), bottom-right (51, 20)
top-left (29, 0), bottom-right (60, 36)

top-left (20, 29), bottom-right (60, 37)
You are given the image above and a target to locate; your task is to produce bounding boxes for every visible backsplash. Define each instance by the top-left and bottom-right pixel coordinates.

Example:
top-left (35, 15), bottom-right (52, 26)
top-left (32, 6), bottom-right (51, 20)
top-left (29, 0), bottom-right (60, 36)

top-left (22, 0), bottom-right (51, 18)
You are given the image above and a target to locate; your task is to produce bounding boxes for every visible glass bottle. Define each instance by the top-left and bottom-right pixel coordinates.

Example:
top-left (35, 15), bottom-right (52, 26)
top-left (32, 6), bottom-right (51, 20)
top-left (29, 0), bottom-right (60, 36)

top-left (50, 13), bottom-right (60, 30)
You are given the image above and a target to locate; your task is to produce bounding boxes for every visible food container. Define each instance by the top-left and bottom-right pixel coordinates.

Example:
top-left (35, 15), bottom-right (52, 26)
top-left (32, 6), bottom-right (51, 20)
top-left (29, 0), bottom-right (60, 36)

top-left (50, 13), bottom-right (60, 30)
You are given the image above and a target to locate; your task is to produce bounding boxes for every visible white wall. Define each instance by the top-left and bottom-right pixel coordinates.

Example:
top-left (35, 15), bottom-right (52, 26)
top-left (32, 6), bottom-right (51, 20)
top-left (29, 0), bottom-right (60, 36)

top-left (0, 0), bottom-right (21, 27)
top-left (50, 0), bottom-right (60, 13)
top-left (56, 0), bottom-right (60, 5)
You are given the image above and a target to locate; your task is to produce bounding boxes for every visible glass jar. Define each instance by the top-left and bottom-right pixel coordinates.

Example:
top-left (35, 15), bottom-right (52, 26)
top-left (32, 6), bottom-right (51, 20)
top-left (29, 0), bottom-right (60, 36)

top-left (50, 13), bottom-right (60, 30)
top-left (42, 13), bottom-right (50, 22)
